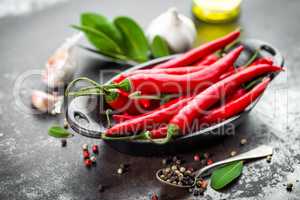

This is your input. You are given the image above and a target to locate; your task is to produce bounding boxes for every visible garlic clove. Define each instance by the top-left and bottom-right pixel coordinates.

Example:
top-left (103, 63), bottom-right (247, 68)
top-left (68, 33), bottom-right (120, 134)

top-left (147, 8), bottom-right (196, 53)
top-left (31, 90), bottom-right (62, 113)
top-left (42, 33), bottom-right (82, 88)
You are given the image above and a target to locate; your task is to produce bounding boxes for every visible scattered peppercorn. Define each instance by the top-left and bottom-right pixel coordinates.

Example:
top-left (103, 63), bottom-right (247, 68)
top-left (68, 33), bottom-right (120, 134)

top-left (150, 192), bottom-right (159, 200)
top-left (159, 174), bottom-right (166, 180)
top-left (193, 188), bottom-right (200, 196)
top-left (63, 118), bottom-right (69, 129)
top-left (187, 167), bottom-right (194, 172)
top-left (240, 138), bottom-right (247, 145)
top-left (180, 167), bottom-right (186, 173)
top-left (175, 159), bottom-right (182, 165)
top-left (172, 156), bottom-right (178, 162)
top-left (197, 180), bottom-right (202, 187)
top-left (92, 145), bottom-right (98, 154)
top-left (165, 167), bottom-right (171, 174)
top-left (82, 144), bottom-right (88, 151)
top-left (84, 159), bottom-right (92, 167)
top-left (230, 151), bottom-right (237, 157)
top-left (162, 158), bottom-right (168, 165)
top-left (194, 154), bottom-right (200, 161)
top-left (117, 168), bottom-right (124, 175)
top-left (90, 156), bottom-right (96, 163)
top-left (286, 183), bottom-right (293, 192)
top-left (83, 150), bottom-right (90, 159)
top-left (171, 165), bottom-right (177, 171)
top-left (203, 152), bottom-right (210, 159)
top-left (266, 155), bottom-right (272, 163)
top-left (61, 139), bottom-right (67, 147)
top-left (98, 184), bottom-right (105, 193)
top-left (159, 164), bottom-right (195, 187)
top-left (207, 159), bottom-right (213, 165)
top-left (198, 187), bottom-right (205, 195)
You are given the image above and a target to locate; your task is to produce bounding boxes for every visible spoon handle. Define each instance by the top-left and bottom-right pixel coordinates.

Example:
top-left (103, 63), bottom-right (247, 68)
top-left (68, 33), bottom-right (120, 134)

top-left (196, 145), bottom-right (273, 178)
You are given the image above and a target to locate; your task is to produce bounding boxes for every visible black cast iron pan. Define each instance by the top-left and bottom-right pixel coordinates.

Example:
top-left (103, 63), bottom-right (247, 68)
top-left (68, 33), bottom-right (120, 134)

top-left (66, 39), bottom-right (284, 156)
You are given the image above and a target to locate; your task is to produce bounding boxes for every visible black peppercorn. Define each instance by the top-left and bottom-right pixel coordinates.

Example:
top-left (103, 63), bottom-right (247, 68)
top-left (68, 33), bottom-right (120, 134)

top-left (61, 139), bottom-right (67, 147)
top-left (193, 188), bottom-right (200, 196)
top-left (286, 183), bottom-right (293, 192)
top-left (98, 184), bottom-right (105, 193)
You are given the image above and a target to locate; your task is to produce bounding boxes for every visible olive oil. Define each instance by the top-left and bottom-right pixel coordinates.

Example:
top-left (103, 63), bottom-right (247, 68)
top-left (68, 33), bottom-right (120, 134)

top-left (192, 0), bottom-right (241, 23)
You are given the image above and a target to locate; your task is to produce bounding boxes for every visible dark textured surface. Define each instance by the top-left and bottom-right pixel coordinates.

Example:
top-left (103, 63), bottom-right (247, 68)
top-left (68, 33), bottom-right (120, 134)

top-left (0, 0), bottom-right (299, 199)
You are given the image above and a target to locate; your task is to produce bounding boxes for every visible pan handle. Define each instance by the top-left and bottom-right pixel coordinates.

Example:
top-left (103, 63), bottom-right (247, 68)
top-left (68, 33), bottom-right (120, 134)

top-left (66, 96), bottom-right (103, 138)
top-left (243, 39), bottom-right (284, 67)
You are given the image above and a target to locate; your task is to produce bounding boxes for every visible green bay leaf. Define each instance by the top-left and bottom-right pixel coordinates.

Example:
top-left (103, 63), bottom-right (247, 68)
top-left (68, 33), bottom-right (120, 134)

top-left (113, 16), bottom-right (149, 62)
top-left (150, 35), bottom-right (170, 58)
top-left (79, 45), bottom-right (129, 61)
top-left (210, 161), bottom-right (243, 190)
top-left (80, 13), bottom-right (123, 47)
top-left (72, 25), bottom-right (124, 56)
top-left (48, 125), bottom-right (72, 138)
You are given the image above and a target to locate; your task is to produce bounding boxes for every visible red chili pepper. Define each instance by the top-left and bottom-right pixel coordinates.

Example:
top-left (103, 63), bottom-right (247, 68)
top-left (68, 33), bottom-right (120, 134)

top-left (112, 64), bottom-right (208, 83)
top-left (105, 96), bottom-right (193, 136)
top-left (194, 54), bottom-right (219, 66)
top-left (148, 126), bottom-right (168, 139)
top-left (105, 89), bottom-right (129, 111)
top-left (161, 64), bottom-right (282, 144)
top-left (105, 89), bottom-right (151, 115)
top-left (147, 88), bottom-right (247, 139)
top-left (220, 57), bottom-right (274, 80)
top-left (112, 97), bottom-right (183, 123)
top-left (200, 78), bottom-right (271, 124)
top-left (251, 57), bottom-right (273, 66)
top-left (224, 88), bottom-right (247, 103)
top-left (153, 30), bottom-right (240, 69)
top-left (112, 114), bottom-right (135, 123)
top-left (113, 46), bottom-right (244, 94)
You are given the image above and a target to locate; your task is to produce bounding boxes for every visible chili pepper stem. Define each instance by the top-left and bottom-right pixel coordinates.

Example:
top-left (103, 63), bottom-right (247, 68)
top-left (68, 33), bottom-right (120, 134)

top-left (244, 49), bottom-right (259, 67)
top-left (65, 77), bottom-right (103, 96)
top-left (128, 92), bottom-right (164, 100)
top-left (104, 79), bottom-right (132, 92)
top-left (152, 124), bottom-right (179, 144)
top-left (102, 132), bottom-right (148, 141)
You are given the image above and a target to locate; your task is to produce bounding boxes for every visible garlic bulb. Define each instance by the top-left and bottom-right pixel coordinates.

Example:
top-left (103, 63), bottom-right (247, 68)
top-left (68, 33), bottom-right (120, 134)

top-left (42, 33), bottom-right (82, 88)
top-left (146, 8), bottom-right (197, 53)
top-left (31, 90), bottom-right (63, 114)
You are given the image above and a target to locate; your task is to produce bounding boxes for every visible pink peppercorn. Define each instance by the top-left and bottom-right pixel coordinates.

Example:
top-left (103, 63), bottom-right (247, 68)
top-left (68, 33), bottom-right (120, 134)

top-left (83, 150), bottom-right (90, 159)
top-left (92, 145), bottom-right (98, 154)
top-left (194, 154), bottom-right (200, 161)
top-left (207, 159), bottom-right (213, 165)
top-left (84, 159), bottom-right (92, 167)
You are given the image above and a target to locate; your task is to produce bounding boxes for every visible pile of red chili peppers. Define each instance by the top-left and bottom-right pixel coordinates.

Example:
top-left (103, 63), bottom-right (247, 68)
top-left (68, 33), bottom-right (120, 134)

top-left (66, 30), bottom-right (283, 144)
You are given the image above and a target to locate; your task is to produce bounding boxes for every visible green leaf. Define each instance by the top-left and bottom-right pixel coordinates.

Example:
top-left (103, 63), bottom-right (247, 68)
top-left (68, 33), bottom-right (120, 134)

top-left (79, 45), bottom-right (129, 61)
top-left (150, 35), bottom-right (170, 58)
top-left (114, 16), bottom-right (149, 62)
top-left (210, 161), bottom-right (243, 190)
top-left (72, 25), bottom-right (124, 57)
top-left (80, 13), bottom-right (123, 47)
top-left (48, 125), bottom-right (72, 138)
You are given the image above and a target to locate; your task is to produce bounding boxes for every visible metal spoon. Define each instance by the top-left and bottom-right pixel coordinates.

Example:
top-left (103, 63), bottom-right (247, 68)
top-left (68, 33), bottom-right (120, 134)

top-left (156, 145), bottom-right (273, 188)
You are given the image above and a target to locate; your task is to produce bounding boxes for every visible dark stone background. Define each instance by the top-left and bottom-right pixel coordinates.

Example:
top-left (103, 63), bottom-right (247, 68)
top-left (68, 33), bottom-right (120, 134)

top-left (0, 0), bottom-right (299, 199)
